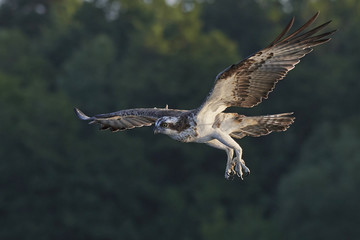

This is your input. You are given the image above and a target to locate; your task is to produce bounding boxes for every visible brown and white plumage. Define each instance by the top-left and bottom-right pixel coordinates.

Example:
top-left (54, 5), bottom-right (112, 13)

top-left (196, 12), bottom-right (335, 123)
top-left (75, 12), bottom-right (334, 179)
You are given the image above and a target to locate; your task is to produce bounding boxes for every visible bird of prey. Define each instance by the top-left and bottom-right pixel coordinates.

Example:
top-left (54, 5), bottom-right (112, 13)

top-left (75, 12), bottom-right (334, 179)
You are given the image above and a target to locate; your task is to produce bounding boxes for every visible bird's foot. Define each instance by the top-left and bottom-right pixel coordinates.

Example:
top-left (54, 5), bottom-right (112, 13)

top-left (234, 158), bottom-right (250, 180)
top-left (225, 160), bottom-right (237, 179)
top-left (225, 158), bottom-right (250, 180)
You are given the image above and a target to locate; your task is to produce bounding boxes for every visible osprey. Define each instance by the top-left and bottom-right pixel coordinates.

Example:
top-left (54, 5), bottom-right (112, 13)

top-left (75, 12), bottom-right (334, 179)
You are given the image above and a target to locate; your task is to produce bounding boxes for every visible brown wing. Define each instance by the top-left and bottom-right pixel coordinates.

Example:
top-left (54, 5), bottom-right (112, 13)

top-left (197, 12), bottom-right (335, 122)
top-left (74, 107), bottom-right (187, 132)
top-left (230, 113), bottom-right (295, 139)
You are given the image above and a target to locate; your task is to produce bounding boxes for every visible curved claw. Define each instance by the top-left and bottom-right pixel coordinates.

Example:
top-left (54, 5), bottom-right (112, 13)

top-left (234, 158), bottom-right (250, 180)
top-left (242, 170), bottom-right (250, 177)
top-left (225, 163), bottom-right (236, 179)
top-left (225, 156), bottom-right (237, 179)
top-left (225, 157), bottom-right (250, 180)
top-left (235, 162), bottom-right (244, 180)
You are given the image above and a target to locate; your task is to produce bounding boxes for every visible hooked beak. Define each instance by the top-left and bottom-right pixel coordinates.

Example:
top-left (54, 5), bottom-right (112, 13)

top-left (154, 128), bottom-right (160, 135)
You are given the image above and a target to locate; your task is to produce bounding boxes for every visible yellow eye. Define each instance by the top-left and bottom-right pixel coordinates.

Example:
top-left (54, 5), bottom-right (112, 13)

top-left (161, 123), bottom-right (168, 128)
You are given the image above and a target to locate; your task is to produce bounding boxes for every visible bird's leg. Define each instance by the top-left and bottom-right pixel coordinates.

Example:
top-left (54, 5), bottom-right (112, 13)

top-left (224, 148), bottom-right (236, 179)
top-left (205, 140), bottom-right (236, 179)
top-left (214, 131), bottom-right (250, 179)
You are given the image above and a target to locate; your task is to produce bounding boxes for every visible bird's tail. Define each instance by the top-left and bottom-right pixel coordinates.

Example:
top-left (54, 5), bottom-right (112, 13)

top-left (230, 113), bottom-right (295, 139)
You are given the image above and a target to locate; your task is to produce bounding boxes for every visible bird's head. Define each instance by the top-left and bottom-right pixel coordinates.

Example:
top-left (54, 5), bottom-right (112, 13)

top-left (154, 116), bottom-right (179, 137)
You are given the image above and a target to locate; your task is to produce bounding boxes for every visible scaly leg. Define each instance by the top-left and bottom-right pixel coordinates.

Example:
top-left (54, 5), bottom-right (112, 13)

top-left (213, 130), bottom-right (250, 179)
top-left (205, 139), bottom-right (236, 179)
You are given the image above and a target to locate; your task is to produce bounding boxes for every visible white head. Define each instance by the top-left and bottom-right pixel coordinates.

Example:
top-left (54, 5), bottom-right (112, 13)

top-left (153, 116), bottom-right (180, 137)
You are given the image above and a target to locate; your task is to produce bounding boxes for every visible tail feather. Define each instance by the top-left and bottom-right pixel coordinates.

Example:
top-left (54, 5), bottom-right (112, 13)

top-left (230, 112), bottom-right (295, 139)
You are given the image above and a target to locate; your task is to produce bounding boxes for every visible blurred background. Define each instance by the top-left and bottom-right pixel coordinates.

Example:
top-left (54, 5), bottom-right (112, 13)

top-left (1, 0), bottom-right (359, 239)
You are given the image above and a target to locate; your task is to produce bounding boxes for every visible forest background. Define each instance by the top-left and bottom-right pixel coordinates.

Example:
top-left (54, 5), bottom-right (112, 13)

top-left (1, 0), bottom-right (359, 239)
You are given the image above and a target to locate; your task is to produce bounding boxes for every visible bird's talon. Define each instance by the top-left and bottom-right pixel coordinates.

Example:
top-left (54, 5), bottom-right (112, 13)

top-left (234, 159), bottom-right (250, 180)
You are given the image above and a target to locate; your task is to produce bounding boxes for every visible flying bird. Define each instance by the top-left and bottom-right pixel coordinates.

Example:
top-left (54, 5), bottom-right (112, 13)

top-left (75, 12), bottom-right (334, 179)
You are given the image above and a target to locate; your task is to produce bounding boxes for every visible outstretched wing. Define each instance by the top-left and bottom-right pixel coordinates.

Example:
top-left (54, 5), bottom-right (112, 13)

top-left (197, 12), bottom-right (335, 122)
top-left (74, 107), bottom-right (187, 132)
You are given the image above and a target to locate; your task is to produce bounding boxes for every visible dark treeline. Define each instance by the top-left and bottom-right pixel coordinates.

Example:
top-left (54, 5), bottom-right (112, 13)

top-left (1, 0), bottom-right (359, 239)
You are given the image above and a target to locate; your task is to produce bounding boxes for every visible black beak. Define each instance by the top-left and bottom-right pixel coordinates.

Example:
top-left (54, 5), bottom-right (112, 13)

top-left (154, 128), bottom-right (159, 135)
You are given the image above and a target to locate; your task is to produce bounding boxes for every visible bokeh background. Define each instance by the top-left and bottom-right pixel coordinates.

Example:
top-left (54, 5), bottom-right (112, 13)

top-left (1, 0), bottom-right (359, 239)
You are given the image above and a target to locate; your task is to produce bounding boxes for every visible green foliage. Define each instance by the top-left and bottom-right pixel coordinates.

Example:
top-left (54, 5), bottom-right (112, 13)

top-left (276, 122), bottom-right (360, 240)
top-left (59, 34), bottom-right (117, 112)
top-left (0, 0), bottom-right (359, 239)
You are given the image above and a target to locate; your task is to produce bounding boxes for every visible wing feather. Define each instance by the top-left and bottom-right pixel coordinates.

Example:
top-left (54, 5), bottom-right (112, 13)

top-left (74, 107), bottom-right (187, 132)
top-left (196, 12), bottom-right (335, 123)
